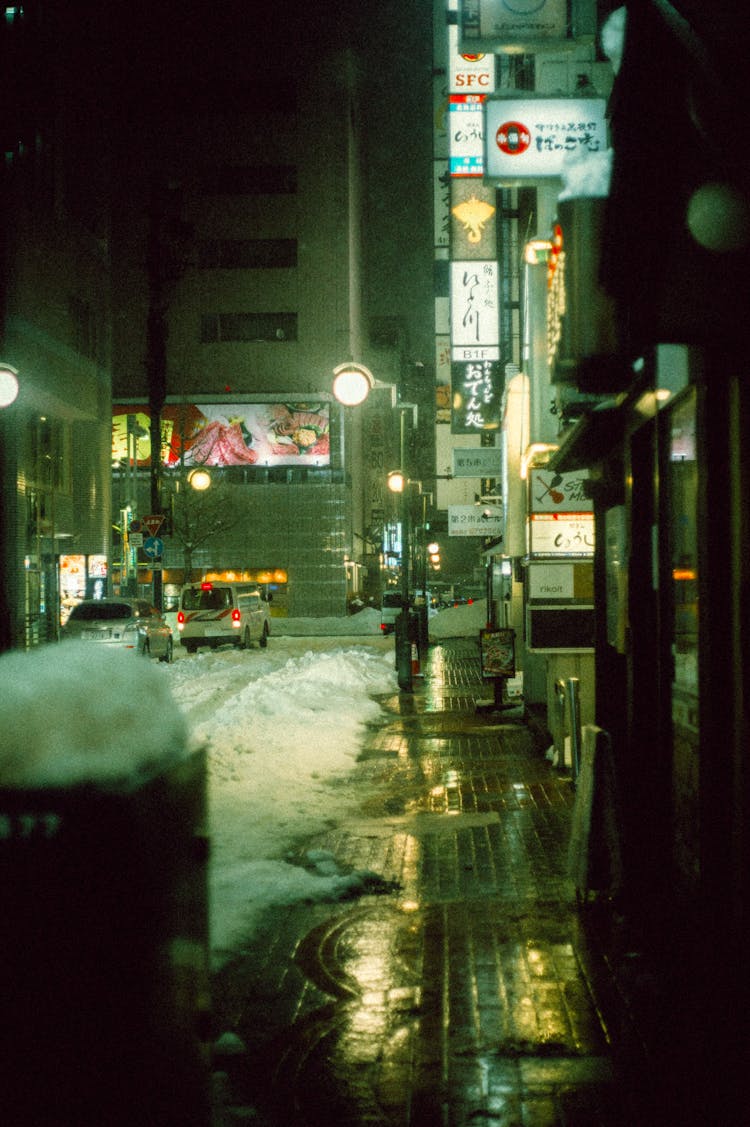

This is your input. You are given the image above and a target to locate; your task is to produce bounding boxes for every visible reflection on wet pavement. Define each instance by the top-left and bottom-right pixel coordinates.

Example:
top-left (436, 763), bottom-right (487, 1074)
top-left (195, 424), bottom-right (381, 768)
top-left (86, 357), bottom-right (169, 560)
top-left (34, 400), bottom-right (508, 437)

top-left (210, 641), bottom-right (665, 1125)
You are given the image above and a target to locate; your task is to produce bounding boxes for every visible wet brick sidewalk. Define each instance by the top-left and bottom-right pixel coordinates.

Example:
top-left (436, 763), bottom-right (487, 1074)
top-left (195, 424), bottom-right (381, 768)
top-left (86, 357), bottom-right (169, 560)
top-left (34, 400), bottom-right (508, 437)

top-left (210, 639), bottom-right (714, 1127)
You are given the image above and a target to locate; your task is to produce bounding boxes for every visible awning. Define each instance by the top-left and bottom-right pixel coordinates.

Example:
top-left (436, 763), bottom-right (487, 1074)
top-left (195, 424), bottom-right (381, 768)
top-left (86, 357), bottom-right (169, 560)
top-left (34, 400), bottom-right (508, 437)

top-left (547, 402), bottom-right (625, 473)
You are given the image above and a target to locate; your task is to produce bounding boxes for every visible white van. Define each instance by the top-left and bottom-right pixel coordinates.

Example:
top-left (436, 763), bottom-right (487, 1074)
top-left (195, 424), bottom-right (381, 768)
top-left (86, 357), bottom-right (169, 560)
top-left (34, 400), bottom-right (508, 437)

top-left (177, 580), bottom-right (270, 654)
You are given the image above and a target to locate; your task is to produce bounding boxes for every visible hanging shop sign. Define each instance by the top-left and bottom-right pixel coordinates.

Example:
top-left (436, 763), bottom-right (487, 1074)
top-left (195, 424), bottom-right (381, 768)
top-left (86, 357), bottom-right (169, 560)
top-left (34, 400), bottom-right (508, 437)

top-left (449, 94), bottom-right (486, 177)
top-left (449, 505), bottom-right (503, 537)
top-left (448, 23), bottom-right (495, 93)
top-left (112, 401), bottom-right (331, 468)
top-left (458, 0), bottom-right (597, 55)
top-left (528, 468), bottom-right (592, 514)
top-left (450, 261), bottom-right (500, 347)
top-left (452, 447), bottom-right (503, 477)
top-left (451, 358), bottom-right (503, 433)
top-left (484, 96), bottom-right (608, 184)
top-left (528, 513), bottom-right (595, 556)
top-left (434, 160), bottom-right (451, 249)
top-left (451, 179), bottom-right (497, 259)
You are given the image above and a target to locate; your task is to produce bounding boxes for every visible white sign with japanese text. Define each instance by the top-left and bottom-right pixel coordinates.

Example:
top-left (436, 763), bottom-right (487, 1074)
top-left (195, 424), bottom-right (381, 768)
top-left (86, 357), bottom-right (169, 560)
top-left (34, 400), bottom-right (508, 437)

top-left (484, 97), bottom-right (608, 182)
top-left (449, 505), bottom-right (503, 537)
top-left (528, 513), bottom-right (595, 556)
top-left (450, 261), bottom-right (500, 347)
top-left (449, 95), bottom-right (485, 177)
top-left (453, 447), bottom-right (502, 477)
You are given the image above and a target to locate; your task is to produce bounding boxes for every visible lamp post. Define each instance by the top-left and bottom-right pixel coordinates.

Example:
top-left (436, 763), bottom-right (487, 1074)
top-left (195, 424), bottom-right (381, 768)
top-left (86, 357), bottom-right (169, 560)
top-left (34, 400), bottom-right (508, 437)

top-left (0, 365), bottom-right (20, 651)
top-left (333, 363), bottom-right (416, 692)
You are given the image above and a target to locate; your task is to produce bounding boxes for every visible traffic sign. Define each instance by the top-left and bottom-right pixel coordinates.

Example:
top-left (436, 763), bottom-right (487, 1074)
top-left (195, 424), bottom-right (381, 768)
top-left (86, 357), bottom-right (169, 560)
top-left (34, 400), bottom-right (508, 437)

top-left (143, 536), bottom-right (164, 558)
top-left (142, 514), bottom-right (165, 537)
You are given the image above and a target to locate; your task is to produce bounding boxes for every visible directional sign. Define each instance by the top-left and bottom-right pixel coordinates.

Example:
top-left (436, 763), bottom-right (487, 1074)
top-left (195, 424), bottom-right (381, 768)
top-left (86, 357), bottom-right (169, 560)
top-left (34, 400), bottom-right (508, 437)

top-left (142, 514), bottom-right (165, 537)
top-left (143, 536), bottom-right (164, 558)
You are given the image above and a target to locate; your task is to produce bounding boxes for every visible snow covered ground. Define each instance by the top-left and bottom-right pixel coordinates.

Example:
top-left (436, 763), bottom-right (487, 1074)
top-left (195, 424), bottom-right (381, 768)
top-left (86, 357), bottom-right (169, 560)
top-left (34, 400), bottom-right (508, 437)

top-left (0, 630), bottom-right (399, 968)
top-left (166, 633), bottom-right (397, 963)
top-left (0, 599), bottom-right (488, 969)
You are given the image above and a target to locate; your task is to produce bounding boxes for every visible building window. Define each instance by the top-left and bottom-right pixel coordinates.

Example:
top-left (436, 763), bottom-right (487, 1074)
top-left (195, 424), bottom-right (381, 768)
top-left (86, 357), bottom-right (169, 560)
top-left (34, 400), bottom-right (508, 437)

top-left (199, 239), bottom-right (297, 269)
top-left (201, 313), bottom-right (298, 343)
top-left (199, 165), bottom-right (297, 195)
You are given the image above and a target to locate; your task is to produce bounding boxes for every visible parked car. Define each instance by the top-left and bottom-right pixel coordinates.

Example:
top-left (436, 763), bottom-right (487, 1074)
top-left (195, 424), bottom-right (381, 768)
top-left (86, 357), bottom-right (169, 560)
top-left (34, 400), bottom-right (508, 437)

top-left (177, 580), bottom-right (270, 653)
top-left (62, 598), bottom-right (174, 662)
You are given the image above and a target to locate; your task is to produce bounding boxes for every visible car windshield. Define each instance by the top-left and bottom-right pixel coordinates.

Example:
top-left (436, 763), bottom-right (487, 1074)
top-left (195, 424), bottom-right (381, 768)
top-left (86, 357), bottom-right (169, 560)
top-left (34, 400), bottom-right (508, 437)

top-left (382, 593), bottom-right (404, 607)
top-left (69, 602), bottom-right (133, 622)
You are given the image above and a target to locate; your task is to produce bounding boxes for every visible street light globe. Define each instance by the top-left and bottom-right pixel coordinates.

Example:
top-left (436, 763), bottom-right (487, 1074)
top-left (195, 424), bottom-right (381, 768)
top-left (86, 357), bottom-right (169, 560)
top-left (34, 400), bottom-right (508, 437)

top-left (427, 542), bottom-right (439, 554)
top-left (0, 365), bottom-right (20, 408)
top-left (187, 468), bottom-right (212, 491)
top-left (387, 470), bottom-right (406, 494)
top-left (332, 362), bottom-right (374, 407)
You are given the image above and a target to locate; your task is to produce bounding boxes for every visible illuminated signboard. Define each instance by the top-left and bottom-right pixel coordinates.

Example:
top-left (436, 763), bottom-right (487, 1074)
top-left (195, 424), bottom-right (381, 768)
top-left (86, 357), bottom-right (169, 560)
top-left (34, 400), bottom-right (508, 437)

top-left (484, 96), bottom-right (608, 183)
top-left (450, 261), bottom-right (500, 347)
top-left (451, 180), bottom-right (497, 260)
top-left (449, 94), bottom-right (486, 177)
top-left (448, 23), bottom-right (495, 94)
top-left (451, 359), bottom-right (502, 433)
top-left (528, 513), bottom-right (595, 556)
top-left (458, 0), bottom-right (596, 54)
top-left (112, 402), bottom-right (331, 468)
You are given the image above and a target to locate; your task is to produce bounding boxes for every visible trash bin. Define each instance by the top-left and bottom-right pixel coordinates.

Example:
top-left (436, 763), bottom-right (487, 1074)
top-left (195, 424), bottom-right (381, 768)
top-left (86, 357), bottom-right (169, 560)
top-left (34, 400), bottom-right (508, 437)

top-left (0, 644), bottom-right (211, 1127)
top-left (0, 752), bottom-right (210, 1126)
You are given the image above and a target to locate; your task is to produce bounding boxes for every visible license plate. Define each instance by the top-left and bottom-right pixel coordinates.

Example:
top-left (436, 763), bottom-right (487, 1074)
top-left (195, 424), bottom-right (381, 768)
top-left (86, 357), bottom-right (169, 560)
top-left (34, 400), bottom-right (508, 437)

top-left (204, 626), bottom-right (225, 637)
top-left (83, 630), bottom-right (110, 640)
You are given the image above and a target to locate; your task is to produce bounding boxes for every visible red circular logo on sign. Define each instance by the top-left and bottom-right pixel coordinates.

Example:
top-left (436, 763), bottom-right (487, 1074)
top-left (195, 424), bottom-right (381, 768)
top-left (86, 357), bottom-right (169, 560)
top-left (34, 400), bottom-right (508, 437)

top-left (495, 121), bottom-right (531, 155)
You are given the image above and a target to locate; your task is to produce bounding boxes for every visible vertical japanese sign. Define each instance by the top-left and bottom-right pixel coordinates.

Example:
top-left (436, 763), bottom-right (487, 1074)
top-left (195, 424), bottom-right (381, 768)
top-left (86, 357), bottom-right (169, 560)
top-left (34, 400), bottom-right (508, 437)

top-left (449, 94), bottom-right (486, 176)
top-left (451, 357), bottom-right (502, 433)
top-left (450, 261), bottom-right (499, 347)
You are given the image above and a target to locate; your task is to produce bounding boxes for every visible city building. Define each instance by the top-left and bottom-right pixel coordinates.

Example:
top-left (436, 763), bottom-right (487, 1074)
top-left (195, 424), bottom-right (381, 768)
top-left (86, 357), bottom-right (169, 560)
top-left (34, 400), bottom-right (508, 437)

top-left (108, 2), bottom-right (439, 618)
top-left (1, 2), bottom-right (114, 648)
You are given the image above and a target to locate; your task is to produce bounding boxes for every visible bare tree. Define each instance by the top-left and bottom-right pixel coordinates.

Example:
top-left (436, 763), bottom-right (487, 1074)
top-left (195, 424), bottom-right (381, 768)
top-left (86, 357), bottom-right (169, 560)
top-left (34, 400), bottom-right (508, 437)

top-left (167, 474), bottom-right (238, 579)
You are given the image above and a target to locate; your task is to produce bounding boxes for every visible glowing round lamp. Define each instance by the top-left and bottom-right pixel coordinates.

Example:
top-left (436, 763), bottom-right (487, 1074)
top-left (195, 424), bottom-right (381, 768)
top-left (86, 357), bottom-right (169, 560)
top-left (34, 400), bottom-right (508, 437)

top-left (332, 362), bottom-right (374, 407)
top-left (0, 365), bottom-right (20, 408)
top-left (387, 470), bottom-right (406, 494)
top-left (187, 468), bottom-right (212, 491)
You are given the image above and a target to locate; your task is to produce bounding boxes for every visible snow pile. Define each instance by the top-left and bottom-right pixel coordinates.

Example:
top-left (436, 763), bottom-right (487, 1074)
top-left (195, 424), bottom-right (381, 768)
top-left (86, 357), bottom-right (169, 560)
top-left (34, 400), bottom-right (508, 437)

top-left (164, 641), bottom-right (398, 963)
top-left (429, 598), bottom-right (488, 640)
top-left (271, 606), bottom-right (381, 635)
top-left (0, 643), bottom-right (188, 789)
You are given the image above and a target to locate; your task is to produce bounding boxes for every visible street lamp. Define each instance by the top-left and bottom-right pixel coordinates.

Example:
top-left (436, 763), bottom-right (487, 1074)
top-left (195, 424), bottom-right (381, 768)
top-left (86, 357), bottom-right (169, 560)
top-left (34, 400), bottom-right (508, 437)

top-left (333, 363), bottom-right (416, 692)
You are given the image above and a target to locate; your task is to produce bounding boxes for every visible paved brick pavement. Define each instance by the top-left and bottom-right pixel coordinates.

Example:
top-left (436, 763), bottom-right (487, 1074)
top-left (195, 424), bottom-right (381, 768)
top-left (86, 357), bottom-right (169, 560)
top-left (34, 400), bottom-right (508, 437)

top-left (210, 639), bottom-right (714, 1127)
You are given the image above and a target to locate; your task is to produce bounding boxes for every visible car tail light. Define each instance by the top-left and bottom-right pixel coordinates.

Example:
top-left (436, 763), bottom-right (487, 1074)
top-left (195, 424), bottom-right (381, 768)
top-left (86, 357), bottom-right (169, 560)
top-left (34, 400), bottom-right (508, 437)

top-left (177, 610), bottom-right (185, 630)
top-left (201, 581), bottom-right (213, 590)
top-left (232, 608), bottom-right (241, 626)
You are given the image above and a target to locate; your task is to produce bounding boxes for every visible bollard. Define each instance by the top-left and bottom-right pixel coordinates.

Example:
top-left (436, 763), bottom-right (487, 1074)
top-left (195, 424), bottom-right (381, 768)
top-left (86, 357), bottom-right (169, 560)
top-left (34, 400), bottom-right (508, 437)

top-left (566, 676), bottom-right (582, 785)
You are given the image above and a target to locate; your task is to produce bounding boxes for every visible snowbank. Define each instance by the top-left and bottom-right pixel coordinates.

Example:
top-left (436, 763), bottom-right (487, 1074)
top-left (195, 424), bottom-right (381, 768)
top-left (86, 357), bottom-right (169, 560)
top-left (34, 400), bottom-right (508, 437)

top-left (0, 643), bottom-right (188, 789)
top-left (271, 606), bottom-right (381, 635)
top-left (428, 598), bottom-right (488, 640)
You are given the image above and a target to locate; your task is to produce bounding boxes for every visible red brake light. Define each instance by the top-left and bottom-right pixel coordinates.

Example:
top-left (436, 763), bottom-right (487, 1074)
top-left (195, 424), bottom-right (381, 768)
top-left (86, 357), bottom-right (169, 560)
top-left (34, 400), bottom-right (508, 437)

top-left (232, 608), bottom-right (241, 623)
top-left (177, 610), bottom-right (185, 625)
top-left (200, 582), bottom-right (213, 591)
